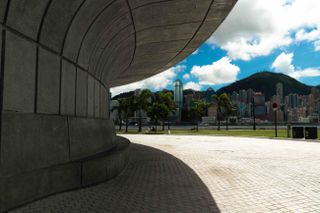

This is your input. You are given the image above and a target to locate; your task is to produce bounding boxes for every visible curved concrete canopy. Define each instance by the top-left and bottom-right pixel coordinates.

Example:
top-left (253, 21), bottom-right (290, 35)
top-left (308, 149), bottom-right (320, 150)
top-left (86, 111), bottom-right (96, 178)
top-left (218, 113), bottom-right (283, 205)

top-left (0, 0), bottom-right (236, 211)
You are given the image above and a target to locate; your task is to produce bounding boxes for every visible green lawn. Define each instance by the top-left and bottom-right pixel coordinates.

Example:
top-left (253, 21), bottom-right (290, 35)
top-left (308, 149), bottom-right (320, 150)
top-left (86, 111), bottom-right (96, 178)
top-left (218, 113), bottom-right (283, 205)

top-left (117, 128), bottom-right (320, 140)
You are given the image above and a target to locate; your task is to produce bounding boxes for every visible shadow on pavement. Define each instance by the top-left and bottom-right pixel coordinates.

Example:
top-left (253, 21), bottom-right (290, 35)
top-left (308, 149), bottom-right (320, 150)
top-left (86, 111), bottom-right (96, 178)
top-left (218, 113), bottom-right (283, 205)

top-left (11, 143), bottom-right (220, 213)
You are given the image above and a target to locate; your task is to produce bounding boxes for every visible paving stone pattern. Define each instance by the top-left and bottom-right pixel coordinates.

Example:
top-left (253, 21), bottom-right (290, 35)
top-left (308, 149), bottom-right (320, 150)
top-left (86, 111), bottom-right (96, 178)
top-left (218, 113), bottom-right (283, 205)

top-left (11, 135), bottom-right (320, 213)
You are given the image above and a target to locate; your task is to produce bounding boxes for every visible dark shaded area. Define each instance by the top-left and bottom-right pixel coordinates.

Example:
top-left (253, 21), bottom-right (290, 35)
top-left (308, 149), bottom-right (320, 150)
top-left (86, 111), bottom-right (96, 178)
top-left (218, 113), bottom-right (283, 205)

top-left (11, 143), bottom-right (220, 213)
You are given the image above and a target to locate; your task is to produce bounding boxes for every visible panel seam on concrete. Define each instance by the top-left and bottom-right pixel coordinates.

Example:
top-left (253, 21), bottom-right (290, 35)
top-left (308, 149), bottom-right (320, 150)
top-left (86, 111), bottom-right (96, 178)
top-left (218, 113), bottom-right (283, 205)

top-left (74, 68), bottom-right (78, 116)
top-left (95, 23), bottom-right (133, 79)
top-left (0, 16), bottom-right (203, 91)
top-left (99, 32), bottom-right (135, 82)
top-left (75, 0), bottom-right (118, 65)
top-left (67, 116), bottom-right (71, 160)
top-left (60, 0), bottom-right (87, 55)
top-left (124, 0), bottom-right (136, 69)
top-left (131, 0), bottom-right (176, 10)
top-left (94, 19), bottom-right (203, 79)
top-left (163, 0), bottom-right (215, 70)
top-left (34, 47), bottom-right (39, 113)
top-left (0, 30), bottom-right (6, 159)
top-left (86, 71), bottom-right (89, 117)
top-left (0, 0), bottom-right (11, 158)
top-left (58, 58), bottom-right (62, 114)
top-left (0, 24), bottom-right (108, 91)
top-left (92, 79), bottom-right (95, 117)
top-left (115, 0), bottom-right (217, 87)
top-left (34, 0), bottom-right (54, 113)
top-left (88, 15), bottom-right (132, 75)
top-left (137, 20), bottom-right (201, 33)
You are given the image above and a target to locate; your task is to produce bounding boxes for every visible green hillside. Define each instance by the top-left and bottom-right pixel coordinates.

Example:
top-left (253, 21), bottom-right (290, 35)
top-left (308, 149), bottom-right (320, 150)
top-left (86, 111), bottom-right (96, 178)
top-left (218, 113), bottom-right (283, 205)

top-left (217, 71), bottom-right (313, 100)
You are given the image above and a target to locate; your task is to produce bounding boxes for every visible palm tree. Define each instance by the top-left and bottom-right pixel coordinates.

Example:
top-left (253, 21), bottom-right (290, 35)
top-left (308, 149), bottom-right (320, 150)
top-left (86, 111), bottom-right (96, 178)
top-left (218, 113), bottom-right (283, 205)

top-left (190, 100), bottom-right (209, 131)
top-left (135, 89), bottom-right (153, 132)
top-left (213, 93), bottom-right (233, 131)
top-left (111, 98), bottom-right (126, 131)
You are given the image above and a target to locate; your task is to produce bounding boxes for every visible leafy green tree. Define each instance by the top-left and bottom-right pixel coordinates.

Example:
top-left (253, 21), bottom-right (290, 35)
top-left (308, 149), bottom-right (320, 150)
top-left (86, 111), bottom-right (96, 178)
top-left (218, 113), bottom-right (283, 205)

top-left (147, 103), bottom-right (167, 132)
top-left (213, 93), bottom-right (233, 130)
top-left (157, 91), bottom-right (176, 130)
top-left (190, 100), bottom-right (209, 131)
top-left (111, 98), bottom-right (126, 131)
top-left (135, 89), bottom-right (153, 132)
top-left (123, 96), bottom-right (135, 133)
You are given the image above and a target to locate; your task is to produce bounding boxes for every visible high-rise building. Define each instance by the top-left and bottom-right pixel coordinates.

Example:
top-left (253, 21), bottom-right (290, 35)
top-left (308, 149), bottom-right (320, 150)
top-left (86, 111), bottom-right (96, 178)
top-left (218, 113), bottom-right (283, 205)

top-left (173, 79), bottom-right (183, 108)
top-left (174, 79), bottom-right (183, 122)
top-left (276, 82), bottom-right (284, 104)
top-left (247, 89), bottom-right (254, 104)
top-left (205, 87), bottom-right (215, 102)
top-left (288, 93), bottom-right (298, 108)
top-left (239, 90), bottom-right (247, 103)
top-left (253, 92), bottom-right (266, 118)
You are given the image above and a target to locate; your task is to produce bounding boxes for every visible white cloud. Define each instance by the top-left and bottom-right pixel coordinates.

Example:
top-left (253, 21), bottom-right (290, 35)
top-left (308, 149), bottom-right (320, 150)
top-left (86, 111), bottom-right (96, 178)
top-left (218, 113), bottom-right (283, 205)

top-left (192, 49), bottom-right (199, 55)
top-left (208, 0), bottom-right (320, 60)
top-left (183, 73), bottom-right (190, 80)
top-left (289, 68), bottom-right (320, 79)
top-left (272, 52), bottom-right (320, 79)
top-left (190, 57), bottom-right (240, 85)
top-left (271, 52), bottom-right (295, 74)
top-left (184, 82), bottom-right (202, 91)
top-left (172, 65), bottom-right (187, 73)
top-left (110, 67), bottom-right (177, 97)
top-left (314, 40), bottom-right (320, 51)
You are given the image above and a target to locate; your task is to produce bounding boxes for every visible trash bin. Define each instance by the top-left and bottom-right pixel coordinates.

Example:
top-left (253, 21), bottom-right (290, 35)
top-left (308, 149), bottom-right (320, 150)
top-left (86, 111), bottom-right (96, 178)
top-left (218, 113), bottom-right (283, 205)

top-left (292, 127), bottom-right (304, 138)
top-left (305, 127), bottom-right (318, 140)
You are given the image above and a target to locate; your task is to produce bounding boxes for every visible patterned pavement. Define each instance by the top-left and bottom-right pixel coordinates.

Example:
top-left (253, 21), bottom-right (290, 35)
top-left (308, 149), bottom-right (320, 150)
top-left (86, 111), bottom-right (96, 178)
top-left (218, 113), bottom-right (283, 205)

top-left (11, 135), bottom-right (320, 213)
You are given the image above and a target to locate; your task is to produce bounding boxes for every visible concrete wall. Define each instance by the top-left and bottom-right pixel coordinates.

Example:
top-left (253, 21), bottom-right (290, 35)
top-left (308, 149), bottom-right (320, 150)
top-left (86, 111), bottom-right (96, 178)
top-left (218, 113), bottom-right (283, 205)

top-left (0, 0), bottom-right (236, 211)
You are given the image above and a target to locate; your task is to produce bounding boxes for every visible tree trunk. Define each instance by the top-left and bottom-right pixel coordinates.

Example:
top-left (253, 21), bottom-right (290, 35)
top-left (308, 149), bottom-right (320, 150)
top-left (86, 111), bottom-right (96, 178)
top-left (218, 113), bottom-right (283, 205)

top-left (217, 108), bottom-right (221, 131)
top-left (125, 117), bottom-right (129, 133)
top-left (138, 110), bottom-right (142, 133)
top-left (119, 119), bottom-right (122, 131)
top-left (226, 117), bottom-right (229, 130)
top-left (162, 121), bottom-right (165, 131)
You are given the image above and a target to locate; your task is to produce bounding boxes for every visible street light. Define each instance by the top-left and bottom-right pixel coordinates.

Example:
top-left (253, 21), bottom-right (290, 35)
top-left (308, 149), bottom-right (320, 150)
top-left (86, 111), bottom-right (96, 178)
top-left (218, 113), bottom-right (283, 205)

top-left (272, 102), bottom-right (278, 137)
top-left (251, 97), bottom-right (256, 130)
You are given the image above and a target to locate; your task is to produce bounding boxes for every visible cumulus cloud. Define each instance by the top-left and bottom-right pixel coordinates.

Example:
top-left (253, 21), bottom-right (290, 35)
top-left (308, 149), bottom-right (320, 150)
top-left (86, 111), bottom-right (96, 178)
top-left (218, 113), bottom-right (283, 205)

top-left (183, 73), bottom-right (190, 80)
top-left (272, 52), bottom-right (320, 79)
top-left (208, 0), bottom-right (320, 60)
top-left (190, 57), bottom-right (240, 85)
top-left (172, 65), bottom-right (187, 73)
top-left (184, 82), bottom-right (202, 91)
top-left (110, 67), bottom-right (177, 97)
top-left (271, 52), bottom-right (295, 74)
top-left (289, 68), bottom-right (320, 79)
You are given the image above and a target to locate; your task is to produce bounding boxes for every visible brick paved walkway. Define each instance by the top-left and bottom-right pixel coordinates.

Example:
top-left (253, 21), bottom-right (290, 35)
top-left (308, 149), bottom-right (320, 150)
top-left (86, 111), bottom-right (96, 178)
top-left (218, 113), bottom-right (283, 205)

top-left (11, 135), bottom-right (320, 213)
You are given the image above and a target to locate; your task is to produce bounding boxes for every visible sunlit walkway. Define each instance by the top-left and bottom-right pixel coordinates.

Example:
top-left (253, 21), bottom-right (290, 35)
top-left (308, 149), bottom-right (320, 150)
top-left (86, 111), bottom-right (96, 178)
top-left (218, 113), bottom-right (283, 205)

top-left (11, 135), bottom-right (320, 212)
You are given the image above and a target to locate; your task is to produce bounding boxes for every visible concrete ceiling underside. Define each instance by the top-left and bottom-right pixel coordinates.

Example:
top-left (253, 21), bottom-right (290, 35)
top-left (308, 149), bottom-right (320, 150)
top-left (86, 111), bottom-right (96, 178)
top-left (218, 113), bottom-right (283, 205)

top-left (0, 0), bottom-right (237, 88)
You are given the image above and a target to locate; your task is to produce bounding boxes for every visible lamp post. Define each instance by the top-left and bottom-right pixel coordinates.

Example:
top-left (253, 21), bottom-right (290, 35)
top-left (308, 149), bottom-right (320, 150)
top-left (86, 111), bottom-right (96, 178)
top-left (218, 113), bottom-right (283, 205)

top-left (251, 97), bottom-right (256, 130)
top-left (272, 103), bottom-right (278, 137)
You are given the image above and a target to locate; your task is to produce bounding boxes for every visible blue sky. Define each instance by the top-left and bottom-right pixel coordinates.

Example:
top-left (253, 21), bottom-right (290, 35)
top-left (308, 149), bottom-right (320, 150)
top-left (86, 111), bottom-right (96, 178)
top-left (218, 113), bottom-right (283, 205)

top-left (111, 0), bottom-right (320, 96)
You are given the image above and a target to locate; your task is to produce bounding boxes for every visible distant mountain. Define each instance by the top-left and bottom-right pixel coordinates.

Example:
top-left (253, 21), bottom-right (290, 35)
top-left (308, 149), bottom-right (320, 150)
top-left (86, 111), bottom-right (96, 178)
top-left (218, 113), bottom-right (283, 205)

top-left (112, 91), bottom-right (134, 100)
top-left (217, 71), bottom-right (313, 101)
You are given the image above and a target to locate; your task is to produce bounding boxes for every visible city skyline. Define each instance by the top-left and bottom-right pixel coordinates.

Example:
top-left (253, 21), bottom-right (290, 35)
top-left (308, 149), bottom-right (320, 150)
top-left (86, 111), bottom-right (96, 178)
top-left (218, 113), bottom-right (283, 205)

top-left (112, 76), bottom-right (320, 124)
